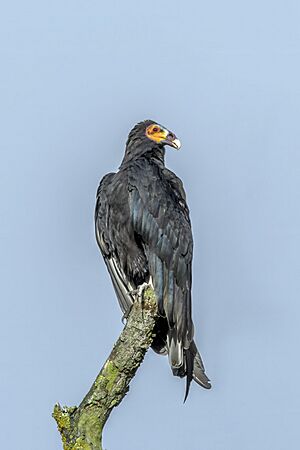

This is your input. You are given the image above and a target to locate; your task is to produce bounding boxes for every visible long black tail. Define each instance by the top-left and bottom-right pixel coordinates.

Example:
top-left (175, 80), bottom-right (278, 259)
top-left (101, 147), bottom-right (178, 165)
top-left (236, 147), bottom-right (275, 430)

top-left (151, 319), bottom-right (211, 400)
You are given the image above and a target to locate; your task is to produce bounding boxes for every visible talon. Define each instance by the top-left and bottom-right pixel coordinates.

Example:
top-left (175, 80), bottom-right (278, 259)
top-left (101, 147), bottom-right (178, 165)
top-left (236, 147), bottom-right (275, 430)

top-left (127, 282), bottom-right (149, 302)
top-left (136, 282), bottom-right (149, 301)
top-left (127, 288), bottom-right (138, 296)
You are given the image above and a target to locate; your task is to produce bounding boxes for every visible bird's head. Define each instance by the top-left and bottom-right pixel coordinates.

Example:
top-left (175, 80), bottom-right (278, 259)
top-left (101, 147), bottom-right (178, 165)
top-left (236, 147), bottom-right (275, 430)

top-left (145, 121), bottom-right (181, 150)
top-left (126, 120), bottom-right (181, 151)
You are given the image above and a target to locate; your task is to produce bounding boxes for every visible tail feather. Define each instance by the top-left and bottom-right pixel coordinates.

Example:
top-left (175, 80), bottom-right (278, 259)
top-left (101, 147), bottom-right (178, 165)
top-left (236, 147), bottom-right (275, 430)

top-left (189, 340), bottom-right (211, 390)
top-left (151, 317), bottom-right (211, 399)
top-left (167, 329), bottom-right (183, 368)
top-left (183, 347), bottom-right (194, 402)
top-left (169, 339), bottom-right (211, 400)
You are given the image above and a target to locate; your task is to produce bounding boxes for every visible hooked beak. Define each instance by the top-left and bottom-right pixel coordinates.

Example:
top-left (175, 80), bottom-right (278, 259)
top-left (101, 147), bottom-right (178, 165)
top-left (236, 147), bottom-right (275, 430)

top-left (162, 130), bottom-right (181, 150)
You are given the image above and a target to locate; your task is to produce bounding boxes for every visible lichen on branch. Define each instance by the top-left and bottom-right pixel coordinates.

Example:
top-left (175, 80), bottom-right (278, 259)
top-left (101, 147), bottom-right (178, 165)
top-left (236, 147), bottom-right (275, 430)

top-left (53, 288), bottom-right (158, 450)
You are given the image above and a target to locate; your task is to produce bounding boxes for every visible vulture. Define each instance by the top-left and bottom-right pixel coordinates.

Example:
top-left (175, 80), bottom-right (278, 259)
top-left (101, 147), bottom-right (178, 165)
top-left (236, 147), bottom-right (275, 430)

top-left (95, 120), bottom-right (211, 399)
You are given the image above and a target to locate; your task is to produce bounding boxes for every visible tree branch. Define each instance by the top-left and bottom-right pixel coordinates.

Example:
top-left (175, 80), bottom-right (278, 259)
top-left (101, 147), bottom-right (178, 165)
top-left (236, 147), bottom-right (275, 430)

top-left (53, 288), bottom-right (158, 450)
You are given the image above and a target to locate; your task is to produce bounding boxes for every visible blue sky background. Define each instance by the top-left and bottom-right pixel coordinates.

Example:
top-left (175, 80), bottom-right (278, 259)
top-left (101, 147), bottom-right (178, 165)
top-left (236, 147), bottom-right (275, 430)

top-left (1, 1), bottom-right (300, 449)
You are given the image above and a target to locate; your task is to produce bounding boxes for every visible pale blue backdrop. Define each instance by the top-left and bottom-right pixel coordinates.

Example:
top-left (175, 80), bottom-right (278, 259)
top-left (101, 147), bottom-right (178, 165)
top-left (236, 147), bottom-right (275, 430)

top-left (1, 1), bottom-right (300, 449)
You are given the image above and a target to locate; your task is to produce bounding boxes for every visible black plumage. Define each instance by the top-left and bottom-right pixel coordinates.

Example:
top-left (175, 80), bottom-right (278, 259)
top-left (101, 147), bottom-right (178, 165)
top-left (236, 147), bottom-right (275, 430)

top-left (95, 120), bottom-right (211, 399)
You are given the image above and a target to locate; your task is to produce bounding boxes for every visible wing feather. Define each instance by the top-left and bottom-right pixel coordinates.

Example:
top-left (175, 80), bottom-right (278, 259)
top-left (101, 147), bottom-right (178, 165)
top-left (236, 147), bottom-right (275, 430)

top-left (128, 159), bottom-right (194, 354)
top-left (95, 173), bottom-right (135, 314)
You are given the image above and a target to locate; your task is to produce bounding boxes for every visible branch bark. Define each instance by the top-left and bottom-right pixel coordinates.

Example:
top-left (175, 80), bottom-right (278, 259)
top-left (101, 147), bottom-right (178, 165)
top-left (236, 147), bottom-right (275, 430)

top-left (53, 288), bottom-right (158, 450)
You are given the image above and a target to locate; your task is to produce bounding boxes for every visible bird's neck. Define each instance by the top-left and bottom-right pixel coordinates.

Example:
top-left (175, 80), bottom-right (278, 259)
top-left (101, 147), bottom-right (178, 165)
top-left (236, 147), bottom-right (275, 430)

top-left (120, 142), bottom-right (165, 167)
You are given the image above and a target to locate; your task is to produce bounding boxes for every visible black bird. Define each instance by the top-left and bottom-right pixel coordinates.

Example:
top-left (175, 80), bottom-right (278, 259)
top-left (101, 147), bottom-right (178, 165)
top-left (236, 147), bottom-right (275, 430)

top-left (95, 120), bottom-right (211, 399)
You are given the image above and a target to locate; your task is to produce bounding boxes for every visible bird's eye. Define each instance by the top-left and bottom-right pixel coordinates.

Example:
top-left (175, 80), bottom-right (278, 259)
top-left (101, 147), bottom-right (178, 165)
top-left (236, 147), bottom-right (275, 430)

top-left (152, 126), bottom-right (159, 133)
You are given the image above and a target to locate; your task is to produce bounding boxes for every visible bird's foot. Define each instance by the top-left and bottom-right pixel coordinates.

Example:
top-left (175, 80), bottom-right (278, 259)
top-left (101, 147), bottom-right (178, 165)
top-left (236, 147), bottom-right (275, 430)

top-left (122, 283), bottom-right (149, 324)
top-left (130, 282), bottom-right (149, 303)
top-left (126, 282), bottom-right (150, 322)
